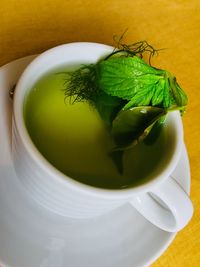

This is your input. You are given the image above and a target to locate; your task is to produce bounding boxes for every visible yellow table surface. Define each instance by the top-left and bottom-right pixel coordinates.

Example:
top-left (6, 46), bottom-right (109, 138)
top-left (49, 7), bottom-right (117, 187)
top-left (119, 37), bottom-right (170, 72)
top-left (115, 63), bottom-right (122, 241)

top-left (0, 0), bottom-right (199, 266)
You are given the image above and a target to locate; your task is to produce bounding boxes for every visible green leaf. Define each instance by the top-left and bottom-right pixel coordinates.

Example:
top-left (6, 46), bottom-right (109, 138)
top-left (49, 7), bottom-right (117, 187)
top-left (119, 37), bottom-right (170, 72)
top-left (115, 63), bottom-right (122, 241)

top-left (123, 76), bottom-right (173, 110)
top-left (165, 73), bottom-right (188, 108)
top-left (151, 79), bottom-right (164, 106)
top-left (162, 78), bottom-right (172, 108)
top-left (123, 84), bottom-right (155, 110)
top-left (173, 81), bottom-right (188, 106)
top-left (111, 106), bottom-right (166, 150)
top-left (97, 56), bottom-right (179, 111)
top-left (97, 56), bottom-right (164, 100)
top-left (144, 115), bottom-right (166, 145)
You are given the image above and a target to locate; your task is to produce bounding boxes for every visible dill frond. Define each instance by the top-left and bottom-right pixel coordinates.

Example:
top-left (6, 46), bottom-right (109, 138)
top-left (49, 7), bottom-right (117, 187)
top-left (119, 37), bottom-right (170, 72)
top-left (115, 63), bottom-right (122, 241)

top-left (105, 39), bottom-right (161, 64)
top-left (64, 64), bottom-right (99, 104)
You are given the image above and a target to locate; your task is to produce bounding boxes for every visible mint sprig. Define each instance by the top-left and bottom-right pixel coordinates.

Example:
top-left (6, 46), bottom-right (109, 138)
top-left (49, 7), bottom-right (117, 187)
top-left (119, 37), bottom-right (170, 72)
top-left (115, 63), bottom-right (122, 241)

top-left (97, 56), bottom-right (187, 110)
top-left (64, 42), bottom-right (188, 174)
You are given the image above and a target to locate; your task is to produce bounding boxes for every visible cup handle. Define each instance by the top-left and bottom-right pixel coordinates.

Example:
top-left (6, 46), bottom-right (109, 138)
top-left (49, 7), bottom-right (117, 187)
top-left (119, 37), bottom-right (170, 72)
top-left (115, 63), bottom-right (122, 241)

top-left (129, 176), bottom-right (193, 232)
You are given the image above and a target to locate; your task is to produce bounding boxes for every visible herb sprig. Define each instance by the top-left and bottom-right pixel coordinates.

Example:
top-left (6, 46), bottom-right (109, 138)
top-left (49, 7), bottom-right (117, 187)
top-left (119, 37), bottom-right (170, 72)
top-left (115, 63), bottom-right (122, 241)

top-left (63, 41), bottom-right (188, 174)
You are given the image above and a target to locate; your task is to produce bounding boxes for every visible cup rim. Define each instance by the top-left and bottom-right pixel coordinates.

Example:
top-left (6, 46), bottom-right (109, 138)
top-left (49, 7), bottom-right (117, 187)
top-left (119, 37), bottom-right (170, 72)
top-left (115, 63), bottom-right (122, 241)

top-left (13, 42), bottom-right (184, 199)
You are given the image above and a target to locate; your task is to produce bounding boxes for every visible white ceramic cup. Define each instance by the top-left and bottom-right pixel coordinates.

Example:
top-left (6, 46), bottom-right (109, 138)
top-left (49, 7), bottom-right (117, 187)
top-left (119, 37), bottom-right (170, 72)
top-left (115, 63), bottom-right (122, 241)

top-left (12, 42), bottom-right (193, 232)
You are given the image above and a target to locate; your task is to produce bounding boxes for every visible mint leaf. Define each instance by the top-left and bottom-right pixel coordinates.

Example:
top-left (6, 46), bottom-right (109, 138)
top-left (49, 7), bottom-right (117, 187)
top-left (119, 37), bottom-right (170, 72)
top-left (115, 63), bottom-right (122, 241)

top-left (97, 57), bottom-right (188, 112)
top-left (97, 57), bottom-right (164, 100)
top-left (97, 56), bottom-right (178, 111)
top-left (162, 78), bottom-right (172, 108)
top-left (111, 106), bottom-right (166, 149)
top-left (144, 115), bottom-right (166, 145)
top-left (173, 81), bottom-right (188, 107)
top-left (123, 78), bottom-right (165, 110)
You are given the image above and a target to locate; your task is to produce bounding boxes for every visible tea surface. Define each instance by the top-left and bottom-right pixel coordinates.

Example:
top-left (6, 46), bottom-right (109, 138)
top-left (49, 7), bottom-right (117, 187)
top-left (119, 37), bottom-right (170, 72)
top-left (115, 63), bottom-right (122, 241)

top-left (24, 67), bottom-right (167, 189)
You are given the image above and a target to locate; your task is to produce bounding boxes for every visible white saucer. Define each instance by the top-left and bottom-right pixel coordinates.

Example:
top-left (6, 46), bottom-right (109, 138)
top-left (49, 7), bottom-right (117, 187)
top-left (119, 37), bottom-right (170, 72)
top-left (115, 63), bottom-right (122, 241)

top-left (0, 56), bottom-right (191, 267)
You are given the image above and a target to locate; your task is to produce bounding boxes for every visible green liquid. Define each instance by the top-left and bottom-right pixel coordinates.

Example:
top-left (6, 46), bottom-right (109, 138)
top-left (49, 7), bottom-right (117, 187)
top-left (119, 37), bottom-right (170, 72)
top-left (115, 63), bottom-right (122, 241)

top-left (24, 67), bottom-right (167, 189)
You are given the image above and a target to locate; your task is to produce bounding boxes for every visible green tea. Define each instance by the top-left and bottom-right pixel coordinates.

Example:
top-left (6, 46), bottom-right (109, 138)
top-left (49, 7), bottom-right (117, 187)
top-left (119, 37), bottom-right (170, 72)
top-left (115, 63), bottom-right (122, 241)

top-left (24, 67), bottom-right (167, 189)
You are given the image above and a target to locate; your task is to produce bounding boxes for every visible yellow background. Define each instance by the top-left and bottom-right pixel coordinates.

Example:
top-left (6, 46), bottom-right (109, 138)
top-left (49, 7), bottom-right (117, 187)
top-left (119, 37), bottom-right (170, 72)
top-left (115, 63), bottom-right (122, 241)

top-left (0, 0), bottom-right (199, 266)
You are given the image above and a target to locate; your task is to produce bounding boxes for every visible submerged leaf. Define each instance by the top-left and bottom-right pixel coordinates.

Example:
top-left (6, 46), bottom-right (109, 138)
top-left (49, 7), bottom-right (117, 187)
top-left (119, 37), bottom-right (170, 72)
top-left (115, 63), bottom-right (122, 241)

top-left (111, 106), bottom-right (166, 150)
top-left (109, 150), bottom-right (124, 175)
top-left (144, 116), bottom-right (166, 145)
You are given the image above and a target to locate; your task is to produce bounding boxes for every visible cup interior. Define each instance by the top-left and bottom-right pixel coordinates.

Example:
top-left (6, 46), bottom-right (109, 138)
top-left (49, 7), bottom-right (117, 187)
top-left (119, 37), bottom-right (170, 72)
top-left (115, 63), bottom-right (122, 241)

top-left (13, 42), bottom-right (183, 195)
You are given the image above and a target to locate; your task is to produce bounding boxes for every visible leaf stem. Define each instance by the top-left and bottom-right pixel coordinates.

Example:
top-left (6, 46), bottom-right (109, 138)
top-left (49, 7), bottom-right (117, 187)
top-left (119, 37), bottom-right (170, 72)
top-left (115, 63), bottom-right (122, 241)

top-left (167, 105), bottom-right (187, 113)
